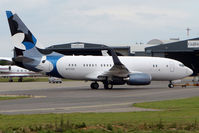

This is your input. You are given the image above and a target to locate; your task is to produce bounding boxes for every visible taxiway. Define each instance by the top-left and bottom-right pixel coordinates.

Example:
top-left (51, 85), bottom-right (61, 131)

top-left (0, 81), bottom-right (199, 114)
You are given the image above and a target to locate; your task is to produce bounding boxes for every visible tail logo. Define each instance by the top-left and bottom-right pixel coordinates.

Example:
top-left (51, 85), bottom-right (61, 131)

top-left (6, 11), bottom-right (37, 50)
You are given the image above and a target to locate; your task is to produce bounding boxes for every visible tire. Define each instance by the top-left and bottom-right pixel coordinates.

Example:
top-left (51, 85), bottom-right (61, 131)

top-left (168, 84), bottom-right (174, 88)
top-left (90, 82), bottom-right (99, 89)
top-left (104, 83), bottom-right (113, 90)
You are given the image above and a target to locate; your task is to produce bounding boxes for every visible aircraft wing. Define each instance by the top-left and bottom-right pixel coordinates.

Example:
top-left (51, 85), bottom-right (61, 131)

top-left (97, 49), bottom-right (130, 79)
top-left (99, 64), bottom-right (129, 78)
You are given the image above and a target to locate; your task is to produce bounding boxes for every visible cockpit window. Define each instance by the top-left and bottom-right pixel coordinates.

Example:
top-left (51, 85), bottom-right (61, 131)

top-left (179, 64), bottom-right (185, 67)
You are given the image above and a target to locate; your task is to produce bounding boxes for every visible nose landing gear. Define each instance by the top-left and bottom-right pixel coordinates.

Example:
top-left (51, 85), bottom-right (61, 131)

top-left (168, 81), bottom-right (174, 88)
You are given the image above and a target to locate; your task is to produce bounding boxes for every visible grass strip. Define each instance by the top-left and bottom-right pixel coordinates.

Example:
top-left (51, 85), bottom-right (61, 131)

top-left (0, 96), bottom-right (30, 101)
top-left (0, 97), bottom-right (199, 132)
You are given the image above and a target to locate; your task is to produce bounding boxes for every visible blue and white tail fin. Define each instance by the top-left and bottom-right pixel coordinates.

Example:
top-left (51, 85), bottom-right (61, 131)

top-left (6, 11), bottom-right (40, 56)
top-left (6, 11), bottom-right (63, 74)
top-left (6, 11), bottom-right (45, 71)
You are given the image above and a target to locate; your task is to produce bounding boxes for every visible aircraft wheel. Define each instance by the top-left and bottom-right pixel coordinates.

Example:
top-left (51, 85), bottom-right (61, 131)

top-left (9, 79), bottom-right (13, 82)
top-left (104, 83), bottom-right (113, 90)
top-left (90, 82), bottom-right (99, 89)
top-left (168, 84), bottom-right (174, 88)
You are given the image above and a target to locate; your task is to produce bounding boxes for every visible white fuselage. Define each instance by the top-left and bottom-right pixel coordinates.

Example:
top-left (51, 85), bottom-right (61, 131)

top-left (40, 56), bottom-right (192, 81)
top-left (0, 65), bottom-right (40, 77)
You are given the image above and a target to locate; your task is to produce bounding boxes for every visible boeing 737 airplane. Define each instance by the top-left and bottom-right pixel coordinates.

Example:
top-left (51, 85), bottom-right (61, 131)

top-left (5, 11), bottom-right (193, 89)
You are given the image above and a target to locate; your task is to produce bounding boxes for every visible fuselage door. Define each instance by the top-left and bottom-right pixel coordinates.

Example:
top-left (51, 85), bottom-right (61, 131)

top-left (169, 61), bottom-right (175, 72)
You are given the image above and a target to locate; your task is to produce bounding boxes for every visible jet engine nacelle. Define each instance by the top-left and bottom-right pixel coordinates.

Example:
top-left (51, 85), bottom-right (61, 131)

top-left (127, 73), bottom-right (151, 85)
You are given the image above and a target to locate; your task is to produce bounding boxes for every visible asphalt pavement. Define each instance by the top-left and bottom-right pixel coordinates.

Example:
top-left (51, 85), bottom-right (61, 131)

top-left (0, 81), bottom-right (199, 114)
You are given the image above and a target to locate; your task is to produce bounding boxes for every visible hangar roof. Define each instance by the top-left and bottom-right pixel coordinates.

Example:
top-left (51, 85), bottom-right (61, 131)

top-left (46, 42), bottom-right (130, 56)
top-left (145, 37), bottom-right (199, 52)
top-left (147, 39), bottom-right (178, 45)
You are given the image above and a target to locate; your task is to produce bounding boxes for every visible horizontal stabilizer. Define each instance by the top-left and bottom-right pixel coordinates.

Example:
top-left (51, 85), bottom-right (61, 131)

top-left (13, 56), bottom-right (34, 63)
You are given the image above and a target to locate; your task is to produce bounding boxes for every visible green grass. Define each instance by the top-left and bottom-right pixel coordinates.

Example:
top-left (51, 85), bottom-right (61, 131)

top-left (1, 97), bottom-right (199, 132)
top-left (134, 97), bottom-right (199, 110)
top-left (0, 96), bottom-right (30, 100)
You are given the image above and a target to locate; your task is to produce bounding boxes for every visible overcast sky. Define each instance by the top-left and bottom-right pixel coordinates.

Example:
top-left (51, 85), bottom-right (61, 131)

top-left (0, 0), bottom-right (199, 57)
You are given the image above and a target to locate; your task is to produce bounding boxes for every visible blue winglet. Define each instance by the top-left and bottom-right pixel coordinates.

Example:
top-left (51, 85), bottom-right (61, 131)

top-left (6, 11), bottom-right (13, 19)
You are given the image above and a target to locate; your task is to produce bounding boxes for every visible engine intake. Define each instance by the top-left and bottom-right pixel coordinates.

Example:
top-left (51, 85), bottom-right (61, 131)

top-left (127, 73), bottom-right (151, 85)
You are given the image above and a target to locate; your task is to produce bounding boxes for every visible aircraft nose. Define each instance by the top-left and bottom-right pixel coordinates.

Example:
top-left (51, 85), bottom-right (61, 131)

top-left (186, 67), bottom-right (193, 76)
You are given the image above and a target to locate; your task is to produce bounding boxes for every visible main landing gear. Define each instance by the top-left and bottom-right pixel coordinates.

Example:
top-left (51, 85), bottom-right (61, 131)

top-left (90, 81), bottom-right (113, 89)
top-left (168, 81), bottom-right (174, 88)
top-left (18, 77), bottom-right (23, 82)
top-left (103, 81), bottom-right (113, 90)
top-left (9, 78), bottom-right (13, 82)
top-left (90, 82), bottom-right (99, 89)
